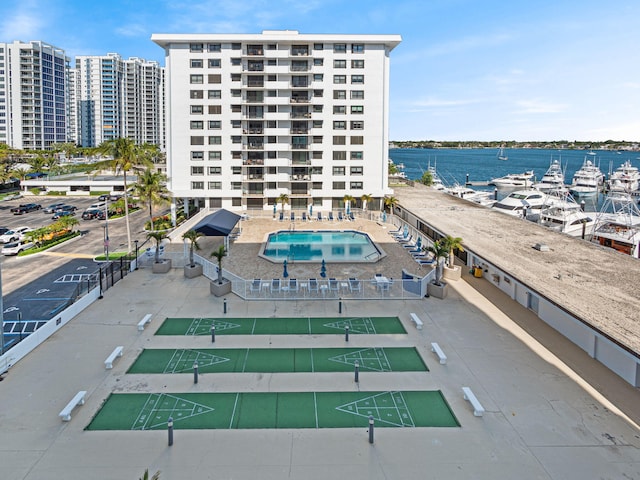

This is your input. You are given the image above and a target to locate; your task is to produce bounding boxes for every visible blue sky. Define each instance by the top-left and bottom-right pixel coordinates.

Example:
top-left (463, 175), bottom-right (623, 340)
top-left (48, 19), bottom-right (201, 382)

top-left (2, 0), bottom-right (639, 142)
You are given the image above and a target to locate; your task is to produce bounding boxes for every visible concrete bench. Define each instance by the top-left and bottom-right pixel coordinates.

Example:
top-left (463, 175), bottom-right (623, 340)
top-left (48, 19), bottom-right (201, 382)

top-left (409, 313), bottom-right (423, 330)
top-left (104, 346), bottom-right (124, 369)
top-left (430, 342), bottom-right (447, 364)
top-left (59, 390), bottom-right (87, 421)
top-left (137, 314), bottom-right (152, 331)
top-left (462, 387), bottom-right (484, 417)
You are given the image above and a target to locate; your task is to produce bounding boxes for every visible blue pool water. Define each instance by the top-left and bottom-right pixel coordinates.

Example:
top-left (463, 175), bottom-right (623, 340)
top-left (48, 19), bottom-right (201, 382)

top-left (261, 230), bottom-right (381, 263)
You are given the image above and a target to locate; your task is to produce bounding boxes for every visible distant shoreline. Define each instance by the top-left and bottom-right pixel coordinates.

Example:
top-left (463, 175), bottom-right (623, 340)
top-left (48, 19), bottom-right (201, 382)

top-left (389, 142), bottom-right (640, 152)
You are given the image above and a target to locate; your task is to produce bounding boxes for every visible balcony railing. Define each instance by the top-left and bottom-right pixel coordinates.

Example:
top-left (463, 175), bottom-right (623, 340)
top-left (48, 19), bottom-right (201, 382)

top-left (291, 144), bottom-right (309, 150)
top-left (290, 96), bottom-right (310, 103)
top-left (290, 113), bottom-right (311, 119)
top-left (243, 159), bottom-right (264, 166)
top-left (247, 48), bottom-right (264, 56)
top-left (291, 49), bottom-right (309, 56)
top-left (290, 129), bottom-right (309, 134)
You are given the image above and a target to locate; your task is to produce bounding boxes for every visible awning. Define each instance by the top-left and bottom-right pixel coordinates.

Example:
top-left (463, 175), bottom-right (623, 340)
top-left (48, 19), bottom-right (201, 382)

top-left (193, 209), bottom-right (242, 236)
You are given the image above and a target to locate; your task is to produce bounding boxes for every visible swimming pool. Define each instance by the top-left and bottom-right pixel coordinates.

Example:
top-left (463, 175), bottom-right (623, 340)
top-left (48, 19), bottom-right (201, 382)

top-left (261, 230), bottom-right (383, 263)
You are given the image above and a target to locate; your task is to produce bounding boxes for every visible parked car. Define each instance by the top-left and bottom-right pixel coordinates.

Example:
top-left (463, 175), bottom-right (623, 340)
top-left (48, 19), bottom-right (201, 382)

top-left (82, 208), bottom-right (103, 220)
top-left (53, 204), bottom-right (78, 213)
top-left (11, 203), bottom-right (42, 215)
top-left (1, 240), bottom-right (34, 256)
top-left (52, 210), bottom-right (76, 220)
top-left (43, 202), bottom-right (66, 214)
top-left (0, 227), bottom-right (9, 236)
top-left (0, 226), bottom-right (32, 243)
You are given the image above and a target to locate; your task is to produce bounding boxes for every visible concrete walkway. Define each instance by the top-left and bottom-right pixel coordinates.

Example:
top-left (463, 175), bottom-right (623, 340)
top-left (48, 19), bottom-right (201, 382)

top-left (1, 266), bottom-right (639, 479)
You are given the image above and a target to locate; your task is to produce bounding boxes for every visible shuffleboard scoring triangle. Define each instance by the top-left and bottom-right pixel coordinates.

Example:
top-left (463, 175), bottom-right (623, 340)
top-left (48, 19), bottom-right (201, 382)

top-left (335, 391), bottom-right (415, 427)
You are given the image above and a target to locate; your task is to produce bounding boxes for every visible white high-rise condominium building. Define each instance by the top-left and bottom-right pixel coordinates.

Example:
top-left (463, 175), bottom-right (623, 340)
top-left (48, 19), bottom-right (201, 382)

top-left (74, 53), bottom-right (164, 148)
top-left (0, 41), bottom-right (70, 149)
top-left (152, 30), bottom-right (401, 213)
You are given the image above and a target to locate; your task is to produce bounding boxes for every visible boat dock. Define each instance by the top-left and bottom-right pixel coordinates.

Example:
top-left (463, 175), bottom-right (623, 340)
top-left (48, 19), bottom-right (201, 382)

top-left (464, 173), bottom-right (493, 187)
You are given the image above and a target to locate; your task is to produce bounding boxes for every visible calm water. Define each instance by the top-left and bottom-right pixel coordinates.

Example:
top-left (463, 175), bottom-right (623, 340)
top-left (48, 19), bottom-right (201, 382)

top-left (389, 148), bottom-right (640, 210)
top-left (262, 230), bottom-right (380, 262)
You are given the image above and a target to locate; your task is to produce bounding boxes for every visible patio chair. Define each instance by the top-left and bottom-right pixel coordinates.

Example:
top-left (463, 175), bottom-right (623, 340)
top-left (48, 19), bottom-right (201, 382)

top-left (337, 211), bottom-right (344, 221)
top-left (388, 225), bottom-right (403, 236)
top-left (349, 212), bottom-right (355, 221)
top-left (250, 278), bottom-right (261, 295)
top-left (398, 234), bottom-right (413, 245)
top-left (288, 278), bottom-right (298, 294)
top-left (308, 278), bottom-right (319, 294)
top-left (415, 256), bottom-right (435, 265)
top-left (328, 211), bottom-right (334, 221)
top-left (302, 212), bottom-right (307, 221)
top-left (317, 211), bottom-right (323, 221)
top-left (290, 211), bottom-right (295, 221)
top-left (329, 278), bottom-right (339, 294)
top-left (348, 277), bottom-right (361, 293)
top-left (270, 278), bottom-right (281, 294)
top-left (279, 211), bottom-right (284, 221)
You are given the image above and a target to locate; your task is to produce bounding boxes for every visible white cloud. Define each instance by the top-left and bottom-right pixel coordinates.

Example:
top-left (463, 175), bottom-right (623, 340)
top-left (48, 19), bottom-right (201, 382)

top-left (0, 1), bottom-right (46, 40)
top-left (115, 23), bottom-right (148, 38)
top-left (514, 99), bottom-right (567, 114)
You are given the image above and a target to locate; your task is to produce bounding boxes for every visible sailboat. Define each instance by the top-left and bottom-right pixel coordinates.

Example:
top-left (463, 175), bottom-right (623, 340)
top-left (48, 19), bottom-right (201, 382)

top-left (497, 147), bottom-right (508, 161)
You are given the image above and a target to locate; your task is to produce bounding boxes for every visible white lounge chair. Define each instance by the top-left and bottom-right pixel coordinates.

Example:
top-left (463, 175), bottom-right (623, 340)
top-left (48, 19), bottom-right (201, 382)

top-left (250, 279), bottom-right (261, 294)
top-left (289, 278), bottom-right (298, 294)
top-left (348, 278), bottom-right (361, 293)
top-left (270, 278), bottom-right (281, 294)
top-left (308, 278), bottom-right (319, 294)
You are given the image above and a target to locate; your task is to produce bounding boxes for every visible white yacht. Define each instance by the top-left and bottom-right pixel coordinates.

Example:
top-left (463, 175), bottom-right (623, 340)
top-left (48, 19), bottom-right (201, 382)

top-left (426, 164), bottom-right (446, 191)
top-left (491, 189), bottom-right (548, 218)
top-left (532, 159), bottom-right (567, 193)
top-left (569, 157), bottom-right (604, 197)
top-left (537, 191), bottom-right (596, 237)
top-left (490, 170), bottom-right (535, 190)
top-left (591, 192), bottom-right (640, 258)
top-left (607, 160), bottom-right (640, 193)
top-left (444, 184), bottom-right (496, 207)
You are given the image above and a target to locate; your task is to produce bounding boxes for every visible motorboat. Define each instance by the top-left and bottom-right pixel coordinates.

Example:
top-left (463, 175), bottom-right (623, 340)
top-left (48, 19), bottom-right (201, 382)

top-left (444, 184), bottom-right (496, 207)
top-left (426, 164), bottom-right (446, 191)
top-left (537, 191), bottom-right (596, 237)
top-left (491, 189), bottom-right (548, 218)
top-left (591, 192), bottom-right (640, 258)
top-left (532, 159), bottom-right (567, 193)
top-left (607, 160), bottom-right (639, 193)
top-left (569, 157), bottom-right (604, 197)
top-left (490, 170), bottom-right (535, 190)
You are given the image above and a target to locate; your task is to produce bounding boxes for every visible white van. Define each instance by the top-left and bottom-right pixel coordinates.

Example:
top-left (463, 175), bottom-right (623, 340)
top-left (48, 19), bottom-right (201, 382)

top-left (89, 202), bottom-right (107, 210)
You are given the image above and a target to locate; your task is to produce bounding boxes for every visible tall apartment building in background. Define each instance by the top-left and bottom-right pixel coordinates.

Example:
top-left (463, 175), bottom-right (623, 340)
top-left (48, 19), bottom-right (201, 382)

top-left (152, 30), bottom-right (401, 213)
top-left (74, 53), bottom-right (164, 148)
top-left (0, 40), bottom-right (70, 149)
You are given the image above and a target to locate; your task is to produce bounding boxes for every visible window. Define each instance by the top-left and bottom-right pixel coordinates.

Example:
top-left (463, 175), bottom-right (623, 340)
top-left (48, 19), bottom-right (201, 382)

top-left (312, 136), bottom-right (323, 143)
top-left (333, 90), bottom-right (346, 100)
top-left (313, 73), bottom-right (323, 82)
top-left (333, 121), bottom-right (346, 130)
top-left (190, 43), bottom-right (204, 52)
top-left (231, 58), bottom-right (241, 66)
top-left (208, 136), bottom-right (221, 144)
top-left (314, 58), bottom-right (324, 66)
top-left (231, 136), bottom-right (242, 143)
top-left (190, 136), bottom-right (204, 145)
top-left (333, 166), bottom-right (345, 175)
top-left (313, 89), bottom-right (323, 98)
top-left (191, 166), bottom-right (204, 175)
top-left (334, 43), bottom-right (347, 53)
top-left (314, 43), bottom-right (324, 50)
top-left (232, 167), bottom-right (242, 175)
top-left (208, 105), bottom-right (222, 114)
top-left (268, 74), bottom-right (277, 81)
top-left (312, 120), bottom-right (323, 128)
top-left (312, 151), bottom-right (323, 159)
top-left (333, 181), bottom-right (346, 189)
top-left (191, 181), bottom-right (204, 189)
top-left (208, 59), bottom-right (221, 68)
top-left (350, 121), bottom-right (364, 130)
top-left (190, 90), bottom-right (204, 99)
top-left (190, 59), bottom-right (203, 68)
top-left (208, 120), bottom-right (221, 129)
top-left (208, 181), bottom-right (222, 190)
top-left (313, 105), bottom-right (324, 113)
top-left (351, 90), bottom-right (364, 99)
top-left (350, 181), bottom-right (363, 189)
top-left (231, 43), bottom-right (241, 50)
top-left (333, 151), bottom-right (347, 160)
top-left (231, 120), bottom-right (241, 128)
top-left (190, 120), bottom-right (204, 129)
top-left (208, 73), bottom-right (222, 84)
top-left (333, 75), bottom-right (346, 84)
top-left (352, 44), bottom-right (364, 53)
top-left (350, 136), bottom-right (364, 145)
top-left (333, 59), bottom-right (346, 68)
top-left (191, 105), bottom-right (203, 114)
top-left (350, 166), bottom-right (363, 175)
top-left (231, 89), bottom-right (241, 97)
top-left (231, 105), bottom-right (241, 113)
top-left (231, 73), bottom-right (241, 81)
top-left (191, 151), bottom-right (204, 160)
top-left (351, 59), bottom-right (364, 69)
top-left (190, 74), bottom-right (203, 84)
top-left (231, 182), bottom-right (242, 190)
top-left (208, 151), bottom-right (221, 160)
top-left (351, 105), bottom-right (364, 114)
top-left (350, 151), bottom-right (363, 160)
top-left (333, 105), bottom-right (346, 114)
top-left (333, 136), bottom-right (346, 145)
top-left (208, 43), bottom-right (221, 52)
top-left (208, 90), bottom-right (221, 99)
top-left (209, 166), bottom-right (222, 174)
top-left (351, 75), bottom-right (364, 84)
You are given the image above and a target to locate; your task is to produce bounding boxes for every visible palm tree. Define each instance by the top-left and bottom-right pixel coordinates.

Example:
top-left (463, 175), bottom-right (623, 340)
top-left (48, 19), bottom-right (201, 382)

top-left (210, 245), bottom-right (227, 284)
top-left (139, 469), bottom-right (160, 480)
top-left (134, 168), bottom-right (169, 231)
top-left (183, 229), bottom-right (204, 267)
top-left (96, 138), bottom-right (152, 253)
top-left (146, 230), bottom-right (168, 264)
top-left (442, 234), bottom-right (464, 268)
top-left (425, 240), bottom-right (448, 286)
top-left (342, 194), bottom-right (355, 212)
top-left (277, 193), bottom-right (289, 213)
top-left (383, 195), bottom-right (398, 214)
top-left (27, 155), bottom-right (47, 176)
top-left (360, 193), bottom-right (373, 212)
top-left (56, 215), bottom-right (80, 233)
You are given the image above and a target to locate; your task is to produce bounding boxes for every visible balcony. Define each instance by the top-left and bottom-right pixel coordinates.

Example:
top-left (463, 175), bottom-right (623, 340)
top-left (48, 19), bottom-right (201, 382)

top-left (243, 128), bottom-right (264, 134)
top-left (291, 144), bottom-right (309, 150)
top-left (243, 174), bottom-right (265, 181)
top-left (246, 143), bottom-right (264, 150)
top-left (243, 159), bottom-right (264, 166)
top-left (290, 128), bottom-right (309, 134)
top-left (291, 81), bottom-right (309, 88)
top-left (290, 95), bottom-right (310, 103)
top-left (246, 46), bottom-right (264, 56)
top-left (290, 48), bottom-right (309, 56)
top-left (290, 112), bottom-right (311, 119)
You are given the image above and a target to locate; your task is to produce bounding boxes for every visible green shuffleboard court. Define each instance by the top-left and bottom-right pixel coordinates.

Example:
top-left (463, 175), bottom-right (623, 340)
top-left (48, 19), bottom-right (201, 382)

top-left (155, 316), bottom-right (406, 336)
top-left (127, 347), bottom-right (428, 374)
top-left (86, 391), bottom-right (459, 430)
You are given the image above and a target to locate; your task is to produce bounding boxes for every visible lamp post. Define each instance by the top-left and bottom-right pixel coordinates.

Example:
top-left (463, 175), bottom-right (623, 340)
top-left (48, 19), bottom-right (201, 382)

top-left (134, 240), bottom-right (139, 270)
top-left (0, 252), bottom-right (5, 355)
top-left (104, 198), bottom-right (109, 261)
top-left (17, 311), bottom-right (22, 342)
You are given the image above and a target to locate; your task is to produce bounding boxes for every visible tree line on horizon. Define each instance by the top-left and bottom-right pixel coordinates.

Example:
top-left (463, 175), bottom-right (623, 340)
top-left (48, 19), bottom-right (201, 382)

top-left (390, 140), bottom-right (639, 150)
